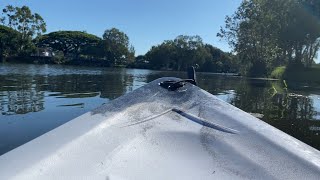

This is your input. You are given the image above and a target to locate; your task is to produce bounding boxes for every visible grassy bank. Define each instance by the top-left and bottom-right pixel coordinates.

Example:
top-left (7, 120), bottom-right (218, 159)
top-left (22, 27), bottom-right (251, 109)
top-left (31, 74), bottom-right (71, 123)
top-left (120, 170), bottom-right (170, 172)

top-left (271, 65), bottom-right (320, 84)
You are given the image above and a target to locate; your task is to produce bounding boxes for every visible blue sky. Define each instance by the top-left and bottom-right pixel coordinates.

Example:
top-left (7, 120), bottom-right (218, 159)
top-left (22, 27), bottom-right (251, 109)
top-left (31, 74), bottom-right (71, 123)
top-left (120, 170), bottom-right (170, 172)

top-left (1, 0), bottom-right (241, 55)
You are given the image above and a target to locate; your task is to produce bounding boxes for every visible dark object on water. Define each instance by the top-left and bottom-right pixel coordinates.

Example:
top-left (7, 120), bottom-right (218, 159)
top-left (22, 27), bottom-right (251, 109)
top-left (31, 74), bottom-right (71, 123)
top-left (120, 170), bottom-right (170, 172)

top-left (159, 79), bottom-right (196, 91)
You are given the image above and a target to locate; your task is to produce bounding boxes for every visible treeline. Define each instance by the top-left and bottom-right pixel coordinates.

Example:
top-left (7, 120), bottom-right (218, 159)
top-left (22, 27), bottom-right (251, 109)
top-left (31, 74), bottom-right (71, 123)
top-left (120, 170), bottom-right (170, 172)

top-left (0, 5), bottom-right (135, 66)
top-left (35, 28), bottom-right (135, 66)
top-left (0, 5), bottom-right (236, 73)
top-left (140, 35), bottom-right (238, 72)
top-left (218, 0), bottom-right (320, 77)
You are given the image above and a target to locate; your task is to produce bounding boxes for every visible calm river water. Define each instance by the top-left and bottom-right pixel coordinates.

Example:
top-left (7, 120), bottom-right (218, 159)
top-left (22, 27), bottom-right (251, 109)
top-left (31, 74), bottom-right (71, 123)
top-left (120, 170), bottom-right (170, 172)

top-left (1, 64), bottom-right (320, 155)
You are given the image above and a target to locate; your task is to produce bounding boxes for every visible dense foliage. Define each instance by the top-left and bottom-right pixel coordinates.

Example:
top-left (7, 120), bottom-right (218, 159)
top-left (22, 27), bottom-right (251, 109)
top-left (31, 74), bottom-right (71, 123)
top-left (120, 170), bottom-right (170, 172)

top-left (102, 28), bottom-right (135, 65)
top-left (218, 0), bottom-right (320, 76)
top-left (145, 35), bottom-right (237, 72)
top-left (36, 31), bottom-right (101, 59)
top-left (34, 28), bottom-right (136, 65)
top-left (0, 25), bottom-right (19, 61)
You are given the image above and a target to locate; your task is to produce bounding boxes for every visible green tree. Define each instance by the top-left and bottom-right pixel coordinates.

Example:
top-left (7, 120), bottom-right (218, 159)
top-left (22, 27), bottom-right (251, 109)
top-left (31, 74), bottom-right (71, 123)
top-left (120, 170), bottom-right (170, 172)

top-left (1, 5), bottom-right (46, 54)
top-left (0, 25), bottom-right (20, 61)
top-left (172, 35), bottom-right (209, 71)
top-left (102, 28), bottom-right (134, 65)
top-left (36, 31), bottom-right (101, 59)
top-left (145, 35), bottom-right (230, 72)
top-left (145, 40), bottom-right (176, 69)
top-left (200, 44), bottom-right (237, 73)
top-left (218, 0), bottom-right (320, 76)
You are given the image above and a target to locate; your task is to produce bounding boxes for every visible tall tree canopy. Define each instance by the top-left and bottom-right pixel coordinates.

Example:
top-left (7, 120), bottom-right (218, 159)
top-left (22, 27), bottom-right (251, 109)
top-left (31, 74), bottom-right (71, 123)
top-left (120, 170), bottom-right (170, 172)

top-left (146, 35), bottom-right (209, 71)
top-left (36, 31), bottom-right (101, 58)
top-left (102, 28), bottom-right (135, 65)
top-left (145, 40), bottom-right (176, 69)
top-left (172, 35), bottom-right (210, 71)
top-left (1, 5), bottom-right (46, 55)
top-left (1, 5), bottom-right (46, 38)
top-left (218, 0), bottom-right (320, 76)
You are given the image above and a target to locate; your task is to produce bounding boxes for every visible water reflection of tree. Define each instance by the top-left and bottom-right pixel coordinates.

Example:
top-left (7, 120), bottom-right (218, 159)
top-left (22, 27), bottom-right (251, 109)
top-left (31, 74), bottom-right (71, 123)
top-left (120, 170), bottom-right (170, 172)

top-left (0, 75), bottom-right (45, 115)
top-left (229, 79), bottom-right (320, 150)
top-left (0, 70), bottom-right (137, 115)
top-left (197, 75), bottom-right (241, 95)
top-left (45, 73), bottom-right (129, 100)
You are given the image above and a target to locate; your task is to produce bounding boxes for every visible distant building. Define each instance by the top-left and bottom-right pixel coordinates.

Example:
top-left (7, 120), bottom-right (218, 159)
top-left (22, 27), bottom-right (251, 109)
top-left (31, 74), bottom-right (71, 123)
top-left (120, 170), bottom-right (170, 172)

top-left (32, 48), bottom-right (54, 57)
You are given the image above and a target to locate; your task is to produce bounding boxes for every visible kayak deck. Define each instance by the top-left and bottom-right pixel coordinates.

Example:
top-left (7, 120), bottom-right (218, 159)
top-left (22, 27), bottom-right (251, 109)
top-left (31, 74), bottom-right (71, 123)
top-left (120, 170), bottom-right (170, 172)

top-left (0, 77), bottom-right (320, 179)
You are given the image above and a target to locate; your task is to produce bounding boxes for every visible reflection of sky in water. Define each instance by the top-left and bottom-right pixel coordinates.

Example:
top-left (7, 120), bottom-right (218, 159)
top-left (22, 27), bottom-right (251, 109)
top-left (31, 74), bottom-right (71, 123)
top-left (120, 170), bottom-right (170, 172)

top-left (215, 90), bottom-right (235, 103)
top-left (125, 69), bottom-right (150, 93)
top-left (309, 94), bottom-right (320, 120)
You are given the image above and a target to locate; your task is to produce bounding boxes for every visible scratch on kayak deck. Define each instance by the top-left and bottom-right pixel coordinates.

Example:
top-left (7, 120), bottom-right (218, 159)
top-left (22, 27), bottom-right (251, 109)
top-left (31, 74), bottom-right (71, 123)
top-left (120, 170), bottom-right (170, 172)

top-left (121, 108), bottom-right (238, 134)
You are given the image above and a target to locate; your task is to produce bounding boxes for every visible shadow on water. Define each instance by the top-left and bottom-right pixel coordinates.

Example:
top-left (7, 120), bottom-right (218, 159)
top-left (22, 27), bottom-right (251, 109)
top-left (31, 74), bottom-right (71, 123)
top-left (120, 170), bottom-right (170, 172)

top-left (1, 64), bottom-right (320, 155)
